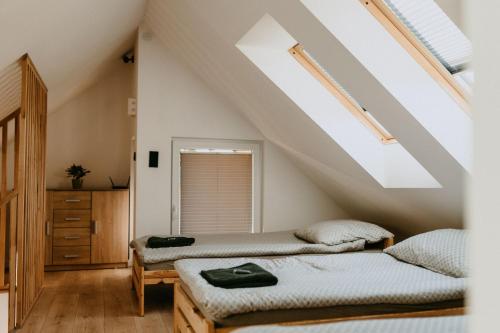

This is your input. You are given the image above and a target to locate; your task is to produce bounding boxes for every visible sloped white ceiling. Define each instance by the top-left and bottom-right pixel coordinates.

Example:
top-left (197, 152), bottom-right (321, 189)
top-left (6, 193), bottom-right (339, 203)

top-left (145, 0), bottom-right (467, 236)
top-left (0, 0), bottom-right (146, 111)
top-left (0, 0), bottom-right (466, 236)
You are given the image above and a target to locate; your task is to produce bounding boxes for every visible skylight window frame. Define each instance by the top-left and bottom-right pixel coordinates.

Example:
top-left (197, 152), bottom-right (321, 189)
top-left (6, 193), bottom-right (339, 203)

top-left (360, 0), bottom-right (470, 113)
top-left (383, 0), bottom-right (470, 74)
top-left (289, 43), bottom-right (397, 144)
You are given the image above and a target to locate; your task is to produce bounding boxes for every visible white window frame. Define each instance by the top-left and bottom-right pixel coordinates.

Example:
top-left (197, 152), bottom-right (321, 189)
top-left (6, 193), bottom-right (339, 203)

top-left (171, 138), bottom-right (262, 235)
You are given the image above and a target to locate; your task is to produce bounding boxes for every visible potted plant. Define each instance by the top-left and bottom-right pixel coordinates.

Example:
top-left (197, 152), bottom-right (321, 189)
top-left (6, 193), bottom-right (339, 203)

top-left (65, 164), bottom-right (91, 190)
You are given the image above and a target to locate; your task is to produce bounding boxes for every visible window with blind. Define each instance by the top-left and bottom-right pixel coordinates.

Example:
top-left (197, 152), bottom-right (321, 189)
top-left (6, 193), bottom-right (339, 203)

top-left (289, 43), bottom-right (396, 144)
top-left (383, 0), bottom-right (472, 75)
top-left (180, 152), bottom-right (253, 234)
top-left (383, 0), bottom-right (474, 94)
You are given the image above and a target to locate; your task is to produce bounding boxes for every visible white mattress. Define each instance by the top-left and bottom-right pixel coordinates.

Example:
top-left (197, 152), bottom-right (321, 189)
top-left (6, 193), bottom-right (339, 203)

top-left (175, 253), bottom-right (466, 321)
top-left (234, 315), bottom-right (466, 333)
top-left (131, 230), bottom-right (366, 264)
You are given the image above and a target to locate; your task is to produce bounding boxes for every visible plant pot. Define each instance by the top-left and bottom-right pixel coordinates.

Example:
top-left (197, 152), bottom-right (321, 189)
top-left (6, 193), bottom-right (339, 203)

top-left (72, 178), bottom-right (83, 190)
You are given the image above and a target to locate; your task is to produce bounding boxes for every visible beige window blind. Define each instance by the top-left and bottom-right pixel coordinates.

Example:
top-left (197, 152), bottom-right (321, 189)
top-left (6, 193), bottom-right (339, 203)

top-left (180, 153), bottom-right (253, 234)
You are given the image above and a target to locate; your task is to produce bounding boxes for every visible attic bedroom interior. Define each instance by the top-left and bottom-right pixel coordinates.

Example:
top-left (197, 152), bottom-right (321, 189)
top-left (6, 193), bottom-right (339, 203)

top-left (0, 0), bottom-right (498, 332)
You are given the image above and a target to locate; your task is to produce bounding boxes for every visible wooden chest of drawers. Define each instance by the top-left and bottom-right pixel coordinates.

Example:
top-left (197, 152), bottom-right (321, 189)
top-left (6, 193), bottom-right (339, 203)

top-left (45, 190), bottom-right (129, 270)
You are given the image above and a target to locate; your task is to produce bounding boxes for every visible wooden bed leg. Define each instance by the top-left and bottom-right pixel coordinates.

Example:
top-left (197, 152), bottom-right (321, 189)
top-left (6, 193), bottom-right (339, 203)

top-left (139, 293), bottom-right (144, 317)
top-left (173, 283), bottom-right (180, 333)
top-left (133, 250), bottom-right (146, 316)
top-left (138, 267), bottom-right (145, 317)
top-left (173, 302), bottom-right (180, 333)
top-left (132, 271), bottom-right (145, 316)
top-left (139, 268), bottom-right (145, 316)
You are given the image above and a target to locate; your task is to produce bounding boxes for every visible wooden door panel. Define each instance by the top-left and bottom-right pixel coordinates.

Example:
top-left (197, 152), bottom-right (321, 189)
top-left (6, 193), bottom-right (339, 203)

top-left (91, 191), bottom-right (128, 264)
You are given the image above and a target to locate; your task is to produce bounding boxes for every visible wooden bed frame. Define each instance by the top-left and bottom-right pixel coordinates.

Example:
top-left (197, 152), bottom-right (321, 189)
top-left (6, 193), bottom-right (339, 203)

top-left (173, 282), bottom-right (465, 333)
top-left (131, 250), bottom-right (179, 316)
top-left (131, 237), bottom-right (395, 316)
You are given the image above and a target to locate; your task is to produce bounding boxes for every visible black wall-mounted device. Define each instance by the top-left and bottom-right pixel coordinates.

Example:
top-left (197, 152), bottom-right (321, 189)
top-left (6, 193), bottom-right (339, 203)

top-left (149, 151), bottom-right (159, 168)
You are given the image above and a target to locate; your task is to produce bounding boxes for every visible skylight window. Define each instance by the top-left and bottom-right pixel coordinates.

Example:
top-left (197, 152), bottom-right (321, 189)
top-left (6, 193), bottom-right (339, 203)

top-left (301, 0), bottom-right (472, 171)
top-left (236, 14), bottom-right (440, 188)
top-left (383, 0), bottom-right (474, 93)
top-left (289, 44), bottom-right (396, 144)
top-left (384, 0), bottom-right (471, 74)
top-left (356, 0), bottom-right (470, 112)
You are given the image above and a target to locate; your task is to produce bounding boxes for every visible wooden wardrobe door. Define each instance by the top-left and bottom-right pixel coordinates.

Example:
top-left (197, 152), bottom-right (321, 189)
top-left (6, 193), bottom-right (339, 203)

top-left (91, 191), bottom-right (129, 264)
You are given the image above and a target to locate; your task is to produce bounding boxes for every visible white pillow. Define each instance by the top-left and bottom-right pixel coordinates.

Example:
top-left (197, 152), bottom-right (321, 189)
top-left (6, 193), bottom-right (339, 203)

top-left (294, 220), bottom-right (393, 246)
top-left (384, 229), bottom-right (467, 278)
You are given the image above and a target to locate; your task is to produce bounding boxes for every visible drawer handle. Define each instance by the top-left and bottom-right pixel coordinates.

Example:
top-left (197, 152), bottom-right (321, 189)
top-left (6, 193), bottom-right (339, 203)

top-left (63, 254), bottom-right (80, 259)
top-left (91, 220), bottom-right (98, 234)
top-left (64, 236), bottom-right (81, 240)
top-left (64, 217), bottom-right (81, 221)
top-left (65, 199), bottom-right (81, 203)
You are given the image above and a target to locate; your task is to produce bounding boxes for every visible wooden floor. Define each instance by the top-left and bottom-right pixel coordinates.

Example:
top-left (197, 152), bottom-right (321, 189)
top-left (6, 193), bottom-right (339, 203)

top-left (17, 268), bottom-right (173, 333)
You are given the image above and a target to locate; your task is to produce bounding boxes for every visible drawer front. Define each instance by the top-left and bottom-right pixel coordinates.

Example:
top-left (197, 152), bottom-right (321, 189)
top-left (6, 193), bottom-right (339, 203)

top-left (52, 246), bottom-right (90, 265)
top-left (52, 191), bottom-right (91, 209)
top-left (53, 228), bottom-right (90, 247)
top-left (54, 209), bottom-right (91, 228)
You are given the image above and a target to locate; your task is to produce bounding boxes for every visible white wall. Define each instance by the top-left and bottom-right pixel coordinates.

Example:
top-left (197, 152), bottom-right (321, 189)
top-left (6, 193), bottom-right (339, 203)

top-left (0, 292), bottom-right (6, 333)
top-left (135, 27), bottom-right (347, 237)
top-left (46, 61), bottom-right (133, 189)
top-left (467, 1), bottom-right (500, 331)
top-left (261, 142), bottom-right (347, 232)
top-left (144, 0), bottom-right (466, 237)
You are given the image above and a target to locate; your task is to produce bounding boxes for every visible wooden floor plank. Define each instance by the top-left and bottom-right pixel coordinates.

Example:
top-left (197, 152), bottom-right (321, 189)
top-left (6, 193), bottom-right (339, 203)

top-left (103, 269), bottom-right (140, 333)
top-left (16, 288), bottom-right (57, 333)
top-left (15, 268), bottom-right (172, 333)
top-left (40, 292), bottom-right (79, 333)
top-left (74, 270), bottom-right (105, 333)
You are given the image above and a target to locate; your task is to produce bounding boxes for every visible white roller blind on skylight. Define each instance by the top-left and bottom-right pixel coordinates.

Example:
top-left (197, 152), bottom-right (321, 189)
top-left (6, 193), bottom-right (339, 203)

top-left (384, 0), bottom-right (471, 73)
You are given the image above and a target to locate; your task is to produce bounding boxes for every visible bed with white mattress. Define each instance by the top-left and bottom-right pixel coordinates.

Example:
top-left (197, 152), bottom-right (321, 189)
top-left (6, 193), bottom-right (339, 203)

top-left (130, 230), bottom-right (392, 316)
top-left (173, 252), bottom-right (465, 333)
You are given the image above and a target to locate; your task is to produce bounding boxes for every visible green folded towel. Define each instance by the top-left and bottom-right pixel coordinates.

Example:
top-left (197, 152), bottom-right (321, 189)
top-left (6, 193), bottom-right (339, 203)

top-left (146, 236), bottom-right (195, 248)
top-left (200, 263), bottom-right (278, 289)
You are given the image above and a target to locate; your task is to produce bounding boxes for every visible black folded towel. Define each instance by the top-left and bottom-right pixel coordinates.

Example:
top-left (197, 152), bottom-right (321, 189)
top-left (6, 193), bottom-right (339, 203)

top-left (146, 236), bottom-right (195, 248)
top-left (200, 263), bottom-right (278, 289)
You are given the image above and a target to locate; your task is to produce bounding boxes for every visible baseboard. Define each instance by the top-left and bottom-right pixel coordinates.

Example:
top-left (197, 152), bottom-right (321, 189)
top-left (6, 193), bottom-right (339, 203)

top-left (45, 262), bottom-right (128, 271)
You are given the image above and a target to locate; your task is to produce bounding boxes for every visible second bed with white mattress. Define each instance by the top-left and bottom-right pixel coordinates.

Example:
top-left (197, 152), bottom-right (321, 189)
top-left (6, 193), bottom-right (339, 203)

top-left (175, 252), bottom-right (465, 323)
